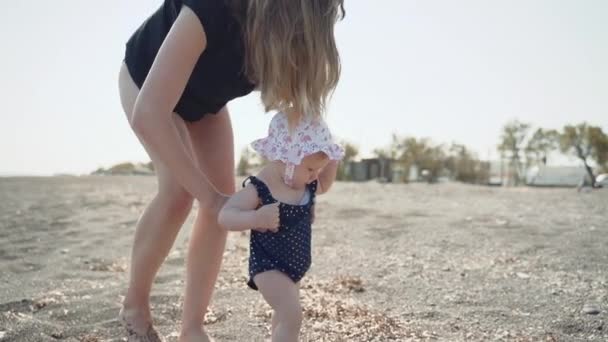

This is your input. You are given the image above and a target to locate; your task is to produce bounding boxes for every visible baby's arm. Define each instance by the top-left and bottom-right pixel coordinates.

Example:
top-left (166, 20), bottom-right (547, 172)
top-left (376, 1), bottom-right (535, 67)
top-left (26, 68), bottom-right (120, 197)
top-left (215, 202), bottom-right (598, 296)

top-left (316, 160), bottom-right (339, 195)
top-left (218, 184), bottom-right (279, 232)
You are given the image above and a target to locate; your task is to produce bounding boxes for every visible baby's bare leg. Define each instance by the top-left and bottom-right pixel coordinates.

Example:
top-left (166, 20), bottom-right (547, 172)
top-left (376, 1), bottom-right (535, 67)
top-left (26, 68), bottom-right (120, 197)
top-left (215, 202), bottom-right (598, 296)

top-left (254, 271), bottom-right (302, 342)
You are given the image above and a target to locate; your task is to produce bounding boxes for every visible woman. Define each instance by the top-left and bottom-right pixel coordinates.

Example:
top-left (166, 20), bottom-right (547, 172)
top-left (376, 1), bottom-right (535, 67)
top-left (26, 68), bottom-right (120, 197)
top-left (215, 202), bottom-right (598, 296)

top-left (117, 0), bottom-right (344, 341)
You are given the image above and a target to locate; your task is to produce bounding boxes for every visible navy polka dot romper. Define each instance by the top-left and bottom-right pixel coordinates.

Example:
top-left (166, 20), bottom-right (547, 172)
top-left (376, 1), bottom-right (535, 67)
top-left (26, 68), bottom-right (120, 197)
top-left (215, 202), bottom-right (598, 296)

top-left (243, 176), bottom-right (317, 290)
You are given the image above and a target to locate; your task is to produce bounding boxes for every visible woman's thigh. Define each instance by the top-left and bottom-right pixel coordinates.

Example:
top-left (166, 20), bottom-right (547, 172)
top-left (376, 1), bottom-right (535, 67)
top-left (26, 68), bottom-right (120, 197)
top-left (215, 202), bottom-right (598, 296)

top-left (118, 62), bottom-right (194, 198)
top-left (186, 106), bottom-right (236, 197)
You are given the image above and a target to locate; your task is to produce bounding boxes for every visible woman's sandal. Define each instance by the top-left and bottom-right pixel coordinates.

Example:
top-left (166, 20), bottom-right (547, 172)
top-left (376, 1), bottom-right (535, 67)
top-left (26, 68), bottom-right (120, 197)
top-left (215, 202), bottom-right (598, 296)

top-left (118, 310), bottom-right (164, 342)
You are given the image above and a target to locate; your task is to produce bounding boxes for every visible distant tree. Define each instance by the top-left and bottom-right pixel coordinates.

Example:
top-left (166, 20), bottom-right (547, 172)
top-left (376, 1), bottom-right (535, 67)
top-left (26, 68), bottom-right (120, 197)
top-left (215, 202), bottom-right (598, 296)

top-left (372, 134), bottom-right (404, 181)
top-left (108, 162), bottom-right (136, 174)
top-left (237, 147), bottom-right (256, 176)
top-left (525, 128), bottom-right (559, 166)
top-left (92, 167), bottom-right (106, 175)
top-left (343, 142), bottom-right (359, 162)
top-left (372, 148), bottom-right (390, 159)
top-left (393, 136), bottom-right (446, 183)
top-left (445, 143), bottom-right (489, 184)
top-left (422, 144), bottom-right (446, 183)
top-left (337, 141), bottom-right (359, 180)
top-left (399, 137), bottom-right (429, 166)
top-left (497, 120), bottom-right (531, 185)
top-left (373, 134), bottom-right (401, 159)
top-left (476, 161), bottom-right (491, 184)
top-left (559, 123), bottom-right (608, 187)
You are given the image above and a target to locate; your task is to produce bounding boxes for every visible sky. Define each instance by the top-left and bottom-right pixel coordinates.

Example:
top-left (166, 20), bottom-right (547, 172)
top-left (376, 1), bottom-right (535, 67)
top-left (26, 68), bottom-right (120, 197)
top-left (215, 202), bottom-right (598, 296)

top-left (1, 0), bottom-right (607, 176)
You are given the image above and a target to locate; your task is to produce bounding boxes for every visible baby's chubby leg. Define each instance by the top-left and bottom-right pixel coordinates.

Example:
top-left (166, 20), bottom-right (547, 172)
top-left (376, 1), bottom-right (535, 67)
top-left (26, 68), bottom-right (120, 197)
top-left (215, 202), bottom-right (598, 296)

top-left (270, 282), bottom-right (300, 334)
top-left (254, 271), bottom-right (302, 342)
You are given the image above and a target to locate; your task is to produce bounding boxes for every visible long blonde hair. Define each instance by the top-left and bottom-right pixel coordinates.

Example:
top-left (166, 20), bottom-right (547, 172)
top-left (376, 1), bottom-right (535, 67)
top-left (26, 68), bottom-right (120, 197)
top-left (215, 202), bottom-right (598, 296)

top-left (242, 0), bottom-right (345, 118)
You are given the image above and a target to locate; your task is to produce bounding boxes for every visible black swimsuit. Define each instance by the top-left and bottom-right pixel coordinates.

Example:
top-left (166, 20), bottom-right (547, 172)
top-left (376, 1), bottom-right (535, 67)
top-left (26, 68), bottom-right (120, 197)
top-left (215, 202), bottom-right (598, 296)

top-left (123, 0), bottom-right (255, 122)
top-left (243, 176), bottom-right (318, 290)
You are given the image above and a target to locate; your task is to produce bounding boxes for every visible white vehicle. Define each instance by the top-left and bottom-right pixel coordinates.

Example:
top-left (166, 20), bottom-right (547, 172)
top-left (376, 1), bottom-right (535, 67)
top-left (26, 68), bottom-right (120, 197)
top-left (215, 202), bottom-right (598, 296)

top-left (596, 174), bottom-right (608, 187)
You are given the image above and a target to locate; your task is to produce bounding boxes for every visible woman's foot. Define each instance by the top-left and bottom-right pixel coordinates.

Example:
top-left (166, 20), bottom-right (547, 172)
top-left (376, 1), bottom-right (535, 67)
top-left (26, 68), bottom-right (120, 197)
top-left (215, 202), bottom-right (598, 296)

top-left (119, 307), bottom-right (164, 342)
top-left (179, 327), bottom-right (213, 342)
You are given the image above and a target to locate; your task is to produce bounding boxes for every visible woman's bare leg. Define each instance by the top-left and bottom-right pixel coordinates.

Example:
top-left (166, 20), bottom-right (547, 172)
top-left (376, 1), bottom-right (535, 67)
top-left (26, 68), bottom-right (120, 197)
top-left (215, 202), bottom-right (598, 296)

top-left (118, 62), bottom-right (196, 336)
top-left (179, 107), bottom-right (235, 341)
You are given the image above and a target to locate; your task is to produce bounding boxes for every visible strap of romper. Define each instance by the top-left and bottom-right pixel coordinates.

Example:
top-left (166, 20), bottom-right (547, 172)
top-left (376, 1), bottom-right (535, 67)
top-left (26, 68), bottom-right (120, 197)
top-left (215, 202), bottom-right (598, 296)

top-left (242, 176), bottom-right (277, 205)
top-left (307, 180), bottom-right (318, 206)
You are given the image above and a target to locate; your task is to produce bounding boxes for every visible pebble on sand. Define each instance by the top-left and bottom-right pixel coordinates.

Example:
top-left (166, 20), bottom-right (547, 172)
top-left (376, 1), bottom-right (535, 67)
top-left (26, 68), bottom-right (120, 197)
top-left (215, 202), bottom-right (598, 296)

top-left (583, 303), bottom-right (601, 315)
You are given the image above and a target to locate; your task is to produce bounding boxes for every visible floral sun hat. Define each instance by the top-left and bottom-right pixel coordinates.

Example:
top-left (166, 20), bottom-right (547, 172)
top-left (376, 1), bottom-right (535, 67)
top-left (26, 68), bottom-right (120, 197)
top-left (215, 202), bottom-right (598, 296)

top-left (251, 111), bottom-right (344, 186)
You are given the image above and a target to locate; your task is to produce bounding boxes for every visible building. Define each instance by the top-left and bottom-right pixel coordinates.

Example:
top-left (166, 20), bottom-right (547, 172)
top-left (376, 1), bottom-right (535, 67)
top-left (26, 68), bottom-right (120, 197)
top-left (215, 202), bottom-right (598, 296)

top-left (345, 158), bottom-right (421, 183)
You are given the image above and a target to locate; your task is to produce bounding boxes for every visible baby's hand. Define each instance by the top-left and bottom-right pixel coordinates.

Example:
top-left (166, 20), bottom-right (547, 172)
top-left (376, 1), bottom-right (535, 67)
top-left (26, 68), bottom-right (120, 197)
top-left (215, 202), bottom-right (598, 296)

top-left (254, 202), bottom-right (280, 233)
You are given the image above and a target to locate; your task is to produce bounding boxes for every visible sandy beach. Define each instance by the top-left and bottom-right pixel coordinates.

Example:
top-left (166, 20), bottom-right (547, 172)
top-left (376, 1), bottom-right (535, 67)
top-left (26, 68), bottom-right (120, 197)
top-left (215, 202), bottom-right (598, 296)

top-left (1, 175), bottom-right (607, 341)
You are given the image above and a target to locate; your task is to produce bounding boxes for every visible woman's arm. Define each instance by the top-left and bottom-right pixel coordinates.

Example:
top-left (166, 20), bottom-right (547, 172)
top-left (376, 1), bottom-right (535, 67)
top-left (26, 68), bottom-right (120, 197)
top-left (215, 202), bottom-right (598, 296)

top-left (130, 6), bottom-right (220, 203)
top-left (316, 160), bottom-right (339, 195)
